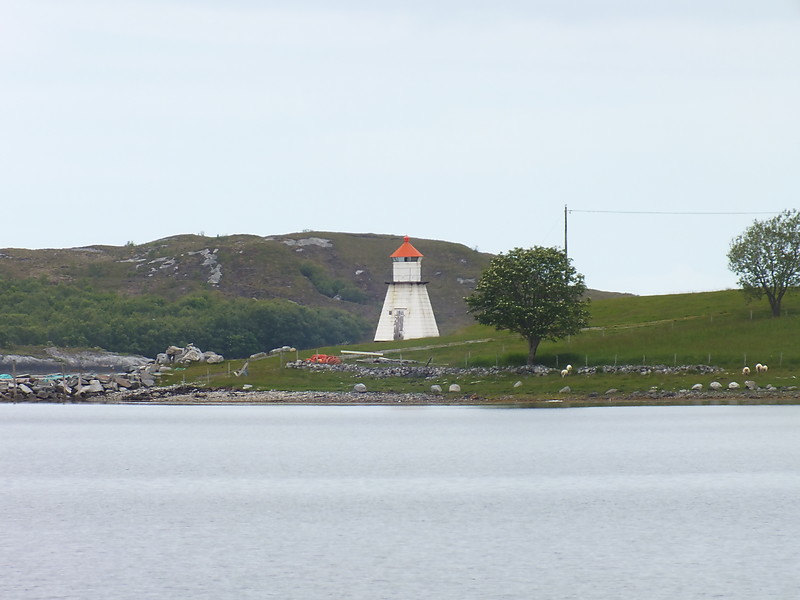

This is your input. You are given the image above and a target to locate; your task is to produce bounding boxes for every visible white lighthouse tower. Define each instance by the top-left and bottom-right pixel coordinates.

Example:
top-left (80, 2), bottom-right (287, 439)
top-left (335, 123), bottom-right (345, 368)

top-left (374, 236), bottom-right (440, 342)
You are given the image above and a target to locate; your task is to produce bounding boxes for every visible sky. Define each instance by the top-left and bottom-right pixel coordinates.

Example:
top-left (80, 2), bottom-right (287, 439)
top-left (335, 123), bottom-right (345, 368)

top-left (2, 1), bottom-right (799, 296)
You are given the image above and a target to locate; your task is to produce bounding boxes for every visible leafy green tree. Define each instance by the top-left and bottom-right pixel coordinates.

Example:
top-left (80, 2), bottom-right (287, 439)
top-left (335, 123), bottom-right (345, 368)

top-left (465, 246), bottom-right (590, 365)
top-left (728, 209), bottom-right (800, 317)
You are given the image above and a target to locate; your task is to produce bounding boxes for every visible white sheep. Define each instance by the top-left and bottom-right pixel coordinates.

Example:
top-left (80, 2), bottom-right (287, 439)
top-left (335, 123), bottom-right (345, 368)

top-left (560, 369), bottom-right (569, 378)
top-left (742, 366), bottom-right (750, 375)
top-left (756, 363), bottom-right (768, 373)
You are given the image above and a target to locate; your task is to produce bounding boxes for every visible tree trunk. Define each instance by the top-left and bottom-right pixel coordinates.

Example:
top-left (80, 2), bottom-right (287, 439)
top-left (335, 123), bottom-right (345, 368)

top-left (526, 336), bottom-right (541, 366)
top-left (767, 292), bottom-right (782, 317)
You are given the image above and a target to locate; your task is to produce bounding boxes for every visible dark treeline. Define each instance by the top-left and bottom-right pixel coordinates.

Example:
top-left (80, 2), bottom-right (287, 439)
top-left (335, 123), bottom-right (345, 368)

top-left (0, 278), bottom-right (372, 358)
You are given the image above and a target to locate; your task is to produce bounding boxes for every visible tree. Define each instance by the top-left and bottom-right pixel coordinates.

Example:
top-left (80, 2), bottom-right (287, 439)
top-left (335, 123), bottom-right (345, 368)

top-left (727, 209), bottom-right (800, 317)
top-left (465, 246), bottom-right (590, 365)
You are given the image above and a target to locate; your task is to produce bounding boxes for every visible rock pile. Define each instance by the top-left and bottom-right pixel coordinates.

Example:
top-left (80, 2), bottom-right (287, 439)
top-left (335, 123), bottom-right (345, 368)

top-left (155, 343), bottom-right (224, 365)
top-left (0, 364), bottom-right (166, 402)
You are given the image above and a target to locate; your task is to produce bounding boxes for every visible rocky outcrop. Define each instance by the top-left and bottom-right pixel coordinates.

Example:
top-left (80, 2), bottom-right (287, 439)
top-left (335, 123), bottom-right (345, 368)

top-left (0, 347), bottom-right (151, 375)
top-left (155, 343), bottom-right (224, 365)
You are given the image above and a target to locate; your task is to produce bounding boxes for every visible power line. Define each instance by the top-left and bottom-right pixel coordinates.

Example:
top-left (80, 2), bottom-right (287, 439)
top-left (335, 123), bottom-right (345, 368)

top-left (562, 206), bottom-right (782, 258)
top-left (568, 209), bottom-right (778, 216)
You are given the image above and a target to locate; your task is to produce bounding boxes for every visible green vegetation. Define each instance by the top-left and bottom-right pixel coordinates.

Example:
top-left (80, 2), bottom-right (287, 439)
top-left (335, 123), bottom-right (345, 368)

top-left (163, 289), bottom-right (800, 399)
top-left (0, 278), bottom-right (371, 358)
top-left (728, 209), bottom-right (800, 317)
top-left (299, 261), bottom-right (369, 303)
top-left (465, 246), bottom-right (589, 364)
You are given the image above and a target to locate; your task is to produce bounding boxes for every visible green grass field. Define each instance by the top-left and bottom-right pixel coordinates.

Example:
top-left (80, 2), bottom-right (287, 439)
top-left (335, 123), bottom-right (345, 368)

top-left (163, 289), bottom-right (800, 399)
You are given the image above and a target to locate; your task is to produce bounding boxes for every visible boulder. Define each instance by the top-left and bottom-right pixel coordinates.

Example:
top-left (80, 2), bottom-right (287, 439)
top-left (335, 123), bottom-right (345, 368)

top-left (430, 384), bottom-right (442, 393)
top-left (709, 381), bottom-right (722, 390)
top-left (448, 384), bottom-right (461, 393)
top-left (353, 383), bottom-right (367, 393)
top-left (203, 352), bottom-right (224, 364)
top-left (691, 383), bottom-right (703, 390)
top-left (178, 348), bottom-right (203, 363)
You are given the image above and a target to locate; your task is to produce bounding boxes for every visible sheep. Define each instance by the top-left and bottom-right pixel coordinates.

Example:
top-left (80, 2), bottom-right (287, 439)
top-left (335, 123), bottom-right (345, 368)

top-left (756, 363), bottom-right (768, 373)
top-left (560, 369), bottom-right (569, 378)
top-left (742, 366), bottom-right (751, 375)
top-left (566, 364), bottom-right (573, 373)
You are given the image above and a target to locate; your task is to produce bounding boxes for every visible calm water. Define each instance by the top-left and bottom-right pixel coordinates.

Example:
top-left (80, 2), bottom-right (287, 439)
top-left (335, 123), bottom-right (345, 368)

top-left (1, 404), bottom-right (799, 600)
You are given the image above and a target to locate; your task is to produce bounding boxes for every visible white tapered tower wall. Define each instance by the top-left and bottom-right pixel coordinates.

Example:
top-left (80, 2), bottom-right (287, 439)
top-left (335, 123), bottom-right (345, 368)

top-left (374, 241), bottom-right (440, 342)
top-left (374, 282), bottom-right (440, 341)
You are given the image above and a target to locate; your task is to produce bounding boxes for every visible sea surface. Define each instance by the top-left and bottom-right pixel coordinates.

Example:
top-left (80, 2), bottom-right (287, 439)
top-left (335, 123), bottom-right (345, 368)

top-left (1, 404), bottom-right (799, 600)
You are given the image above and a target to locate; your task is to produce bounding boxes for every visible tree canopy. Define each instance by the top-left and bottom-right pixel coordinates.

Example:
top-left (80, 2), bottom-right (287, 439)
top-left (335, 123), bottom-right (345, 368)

top-left (0, 278), bottom-right (372, 357)
top-left (727, 209), bottom-right (800, 317)
top-left (465, 246), bottom-right (589, 365)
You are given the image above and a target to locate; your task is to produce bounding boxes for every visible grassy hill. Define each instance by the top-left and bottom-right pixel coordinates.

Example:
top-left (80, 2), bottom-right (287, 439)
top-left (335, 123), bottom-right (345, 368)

top-left (0, 232), bottom-right (490, 335)
top-left (0, 231), bottom-right (625, 338)
top-left (166, 288), bottom-right (800, 399)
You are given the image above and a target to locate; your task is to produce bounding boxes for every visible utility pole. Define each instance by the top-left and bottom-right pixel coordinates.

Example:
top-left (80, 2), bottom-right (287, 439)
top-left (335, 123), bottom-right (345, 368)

top-left (564, 204), bottom-right (568, 258)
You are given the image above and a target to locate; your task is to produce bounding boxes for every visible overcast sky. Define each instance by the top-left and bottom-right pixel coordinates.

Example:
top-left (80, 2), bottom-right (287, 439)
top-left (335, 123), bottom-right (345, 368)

top-left (2, 1), bottom-right (799, 295)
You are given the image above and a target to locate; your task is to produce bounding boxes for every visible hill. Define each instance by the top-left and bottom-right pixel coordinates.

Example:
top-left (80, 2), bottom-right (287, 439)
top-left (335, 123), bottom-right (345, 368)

top-left (0, 231), bottom-right (625, 337)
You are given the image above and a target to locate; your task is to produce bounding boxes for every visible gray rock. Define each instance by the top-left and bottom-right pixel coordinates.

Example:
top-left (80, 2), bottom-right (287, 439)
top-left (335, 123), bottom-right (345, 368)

top-left (728, 381), bottom-right (740, 389)
top-left (430, 385), bottom-right (442, 393)
top-left (353, 383), bottom-right (367, 393)
top-left (709, 381), bottom-right (722, 390)
top-left (82, 381), bottom-right (105, 394)
top-left (203, 352), bottom-right (224, 364)
top-left (744, 380), bottom-right (758, 390)
top-left (691, 383), bottom-right (703, 390)
top-left (559, 386), bottom-right (571, 394)
top-left (179, 348), bottom-right (203, 363)
top-left (448, 384), bottom-right (461, 393)
top-left (513, 380), bottom-right (523, 388)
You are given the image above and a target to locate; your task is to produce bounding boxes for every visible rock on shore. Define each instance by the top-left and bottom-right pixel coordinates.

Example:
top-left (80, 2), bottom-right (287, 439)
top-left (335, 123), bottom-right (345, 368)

top-left (0, 347), bottom-right (151, 375)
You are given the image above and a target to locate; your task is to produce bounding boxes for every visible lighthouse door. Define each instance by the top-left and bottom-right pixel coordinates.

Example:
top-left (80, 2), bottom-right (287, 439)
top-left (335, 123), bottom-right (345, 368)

top-left (392, 308), bottom-right (406, 340)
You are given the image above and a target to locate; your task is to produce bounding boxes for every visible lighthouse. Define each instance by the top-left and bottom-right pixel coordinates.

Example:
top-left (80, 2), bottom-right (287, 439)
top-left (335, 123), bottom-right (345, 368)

top-left (374, 236), bottom-right (440, 342)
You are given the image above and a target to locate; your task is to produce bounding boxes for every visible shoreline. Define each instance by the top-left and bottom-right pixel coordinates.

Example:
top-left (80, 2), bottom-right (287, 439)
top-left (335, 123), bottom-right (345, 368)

top-left (6, 385), bottom-right (797, 408)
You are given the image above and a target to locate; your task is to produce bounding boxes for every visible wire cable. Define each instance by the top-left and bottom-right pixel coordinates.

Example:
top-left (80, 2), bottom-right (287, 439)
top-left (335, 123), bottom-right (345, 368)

top-left (568, 209), bottom-right (779, 215)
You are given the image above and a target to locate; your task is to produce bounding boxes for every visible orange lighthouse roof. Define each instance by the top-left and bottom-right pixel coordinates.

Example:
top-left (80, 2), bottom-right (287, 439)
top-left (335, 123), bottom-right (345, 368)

top-left (390, 236), bottom-right (423, 258)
